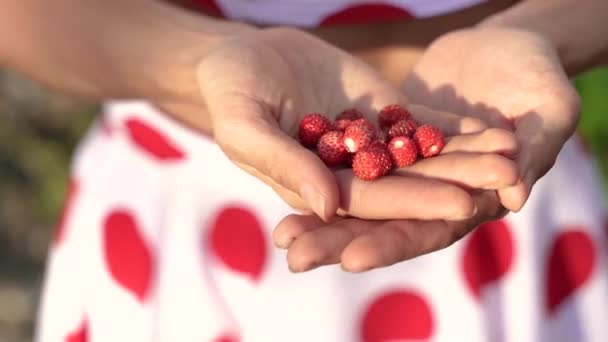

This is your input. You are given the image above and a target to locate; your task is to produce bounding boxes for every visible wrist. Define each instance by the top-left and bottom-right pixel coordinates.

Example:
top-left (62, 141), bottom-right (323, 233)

top-left (111, 1), bottom-right (255, 103)
top-left (478, 1), bottom-right (608, 76)
top-left (478, 11), bottom-right (565, 65)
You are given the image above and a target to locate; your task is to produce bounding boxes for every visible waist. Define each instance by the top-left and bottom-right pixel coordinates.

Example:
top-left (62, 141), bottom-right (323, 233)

top-left (174, 0), bottom-right (514, 83)
top-left (313, 0), bottom-right (514, 83)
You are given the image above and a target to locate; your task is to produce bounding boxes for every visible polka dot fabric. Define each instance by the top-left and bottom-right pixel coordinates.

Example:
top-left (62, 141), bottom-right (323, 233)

top-left (35, 101), bottom-right (608, 342)
top-left (191, 0), bottom-right (486, 27)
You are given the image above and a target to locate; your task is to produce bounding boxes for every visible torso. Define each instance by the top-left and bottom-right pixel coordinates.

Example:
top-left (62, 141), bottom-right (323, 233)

top-left (171, 0), bottom-right (515, 83)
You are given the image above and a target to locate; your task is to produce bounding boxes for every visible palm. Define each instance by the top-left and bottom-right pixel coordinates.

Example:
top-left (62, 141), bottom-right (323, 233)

top-left (404, 28), bottom-right (581, 210)
top-left (272, 29), bottom-right (579, 273)
top-left (196, 28), bottom-right (498, 219)
top-left (194, 28), bottom-right (414, 215)
top-left (199, 28), bottom-right (407, 135)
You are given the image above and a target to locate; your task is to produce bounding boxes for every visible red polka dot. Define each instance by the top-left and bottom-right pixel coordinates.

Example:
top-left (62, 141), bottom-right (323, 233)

top-left (546, 229), bottom-right (595, 315)
top-left (103, 210), bottom-right (154, 302)
top-left (208, 205), bottom-right (267, 282)
top-left (212, 333), bottom-right (240, 342)
top-left (321, 4), bottom-right (413, 26)
top-left (192, 0), bottom-right (224, 17)
top-left (54, 178), bottom-right (79, 246)
top-left (65, 317), bottom-right (88, 342)
top-left (125, 117), bottom-right (185, 161)
top-left (361, 289), bottom-right (434, 342)
top-left (462, 220), bottom-right (515, 298)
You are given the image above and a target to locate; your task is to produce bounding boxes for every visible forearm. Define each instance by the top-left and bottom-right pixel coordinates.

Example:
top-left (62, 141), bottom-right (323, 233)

top-left (0, 0), bottom-right (250, 101)
top-left (480, 0), bottom-right (608, 76)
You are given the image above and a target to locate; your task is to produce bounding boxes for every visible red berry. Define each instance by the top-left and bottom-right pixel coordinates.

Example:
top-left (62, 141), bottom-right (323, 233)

top-left (352, 143), bottom-right (393, 181)
top-left (333, 109), bottom-right (364, 131)
top-left (317, 131), bottom-right (348, 166)
top-left (351, 118), bottom-right (376, 131)
top-left (336, 108), bottom-right (364, 121)
top-left (368, 139), bottom-right (387, 150)
top-left (343, 118), bottom-right (376, 153)
top-left (388, 136), bottom-right (419, 167)
top-left (378, 104), bottom-right (412, 129)
top-left (298, 113), bottom-right (332, 147)
top-left (388, 119), bottom-right (418, 140)
top-left (414, 125), bottom-right (445, 157)
top-left (334, 119), bottom-right (353, 131)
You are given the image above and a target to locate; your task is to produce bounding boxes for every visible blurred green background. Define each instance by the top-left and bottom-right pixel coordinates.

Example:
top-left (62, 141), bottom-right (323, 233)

top-left (0, 67), bottom-right (607, 342)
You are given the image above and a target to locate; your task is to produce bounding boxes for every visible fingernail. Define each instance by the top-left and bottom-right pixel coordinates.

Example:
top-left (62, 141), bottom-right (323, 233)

top-left (455, 204), bottom-right (478, 220)
top-left (275, 236), bottom-right (295, 249)
top-left (300, 183), bottom-right (328, 221)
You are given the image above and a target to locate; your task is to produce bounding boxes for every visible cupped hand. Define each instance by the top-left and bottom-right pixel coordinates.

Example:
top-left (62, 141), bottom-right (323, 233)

top-left (166, 27), bottom-right (516, 222)
top-left (273, 133), bottom-right (515, 272)
top-left (272, 27), bottom-right (580, 273)
top-left (403, 27), bottom-right (581, 211)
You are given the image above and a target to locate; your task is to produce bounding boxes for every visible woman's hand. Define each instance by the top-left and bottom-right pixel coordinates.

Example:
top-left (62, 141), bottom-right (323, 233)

top-left (403, 27), bottom-right (581, 211)
top-left (272, 27), bottom-right (580, 273)
top-left (173, 27), bottom-right (516, 221)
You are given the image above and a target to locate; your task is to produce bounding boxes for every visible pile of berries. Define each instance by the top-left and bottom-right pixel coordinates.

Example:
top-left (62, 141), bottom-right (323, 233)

top-left (298, 105), bottom-right (445, 180)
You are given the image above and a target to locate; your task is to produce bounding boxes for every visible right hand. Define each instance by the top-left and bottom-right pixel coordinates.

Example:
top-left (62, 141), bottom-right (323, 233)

top-left (158, 27), bottom-right (519, 221)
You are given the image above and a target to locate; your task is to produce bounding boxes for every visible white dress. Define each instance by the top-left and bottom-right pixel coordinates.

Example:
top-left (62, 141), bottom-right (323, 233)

top-left (36, 2), bottom-right (608, 341)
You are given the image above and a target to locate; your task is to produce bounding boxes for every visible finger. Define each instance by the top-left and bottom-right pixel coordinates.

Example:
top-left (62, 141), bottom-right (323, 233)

top-left (442, 128), bottom-right (519, 156)
top-left (334, 170), bottom-right (477, 220)
top-left (236, 162), bottom-right (311, 212)
top-left (498, 98), bottom-right (580, 211)
top-left (286, 218), bottom-right (375, 272)
top-left (394, 152), bottom-right (520, 190)
top-left (341, 191), bottom-right (505, 272)
top-left (210, 98), bottom-right (340, 222)
top-left (273, 214), bottom-right (326, 249)
top-left (408, 104), bottom-right (488, 135)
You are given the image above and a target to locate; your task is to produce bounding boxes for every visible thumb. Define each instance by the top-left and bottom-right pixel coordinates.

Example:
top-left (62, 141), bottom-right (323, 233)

top-left (498, 101), bottom-right (579, 211)
top-left (210, 96), bottom-right (340, 221)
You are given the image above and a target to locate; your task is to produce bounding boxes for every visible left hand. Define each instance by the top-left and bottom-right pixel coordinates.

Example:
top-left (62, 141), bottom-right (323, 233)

top-left (403, 27), bottom-right (581, 211)
top-left (273, 27), bottom-right (581, 272)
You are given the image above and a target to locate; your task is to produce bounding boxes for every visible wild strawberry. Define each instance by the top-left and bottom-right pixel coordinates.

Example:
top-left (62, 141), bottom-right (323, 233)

top-left (378, 104), bottom-right (412, 129)
top-left (351, 117), bottom-right (376, 131)
top-left (334, 119), bottom-right (352, 131)
top-left (336, 108), bottom-right (364, 121)
top-left (298, 113), bottom-right (332, 147)
top-left (414, 125), bottom-right (445, 157)
top-left (317, 131), bottom-right (348, 166)
top-left (343, 118), bottom-right (376, 153)
top-left (352, 143), bottom-right (393, 180)
top-left (388, 119), bottom-right (418, 140)
top-left (388, 136), bottom-right (419, 167)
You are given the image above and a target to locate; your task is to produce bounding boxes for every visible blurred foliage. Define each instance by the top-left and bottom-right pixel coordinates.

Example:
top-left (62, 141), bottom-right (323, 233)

top-left (0, 69), bottom-right (96, 342)
top-left (576, 68), bottom-right (608, 192)
top-left (0, 67), bottom-right (606, 341)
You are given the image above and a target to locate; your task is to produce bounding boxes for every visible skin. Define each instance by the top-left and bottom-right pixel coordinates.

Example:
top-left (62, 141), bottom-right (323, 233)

top-left (1, 0), bottom-right (607, 272)
top-left (277, 1), bottom-right (608, 272)
top-left (277, 28), bottom-right (583, 272)
top-left (0, 0), bottom-right (519, 222)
